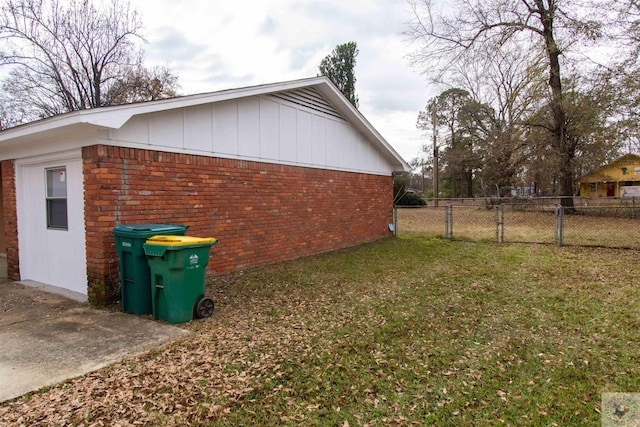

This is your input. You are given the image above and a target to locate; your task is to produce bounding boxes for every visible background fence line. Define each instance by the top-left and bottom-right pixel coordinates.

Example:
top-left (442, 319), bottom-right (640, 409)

top-left (395, 198), bottom-right (640, 249)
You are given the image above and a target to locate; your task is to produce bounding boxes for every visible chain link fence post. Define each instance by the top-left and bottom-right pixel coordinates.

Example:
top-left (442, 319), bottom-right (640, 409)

top-left (554, 204), bottom-right (559, 245)
top-left (501, 204), bottom-right (505, 243)
top-left (495, 206), bottom-right (499, 242)
top-left (554, 204), bottom-right (564, 246)
top-left (445, 204), bottom-right (453, 239)
top-left (449, 205), bottom-right (453, 239)
top-left (445, 205), bottom-right (449, 239)
top-left (495, 205), bottom-right (505, 243)
top-left (393, 205), bottom-right (398, 237)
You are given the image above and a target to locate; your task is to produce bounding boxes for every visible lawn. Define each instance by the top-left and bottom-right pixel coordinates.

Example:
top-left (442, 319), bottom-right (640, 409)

top-left (1, 237), bottom-right (639, 425)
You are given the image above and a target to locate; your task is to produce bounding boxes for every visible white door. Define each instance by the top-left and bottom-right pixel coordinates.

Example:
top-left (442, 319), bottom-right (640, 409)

top-left (17, 153), bottom-right (87, 295)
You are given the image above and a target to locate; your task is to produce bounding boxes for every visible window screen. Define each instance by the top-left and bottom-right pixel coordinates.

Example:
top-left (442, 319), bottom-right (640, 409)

top-left (46, 168), bottom-right (68, 229)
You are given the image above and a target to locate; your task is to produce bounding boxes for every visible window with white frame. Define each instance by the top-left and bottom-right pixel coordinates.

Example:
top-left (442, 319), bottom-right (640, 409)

top-left (46, 167), bottom-right (68, 229)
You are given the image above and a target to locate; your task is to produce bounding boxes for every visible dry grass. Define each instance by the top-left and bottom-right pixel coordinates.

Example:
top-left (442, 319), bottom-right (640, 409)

top-left (1, 238), bottom-right (639, 425)
top-left (397, 207), bottom-right (640, 248)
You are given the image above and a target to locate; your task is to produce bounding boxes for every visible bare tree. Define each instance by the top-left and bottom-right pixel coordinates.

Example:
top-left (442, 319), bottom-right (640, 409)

top-left (407, 0), bottom-right (608, 208)
top-left (599, 1), bottom-right (640, 153)
top-left (103, 65), bottom-right (180, 105)
top-left (614, 0), bottom-right (640, 58)
top-left (523, 77), bottom-right (620, 193)
top-left (417, 88), bottom-right (473, 197)
top-left (454, 44), bottom-right (549, 194)
top-left (0, 0), bottom-right (178, 126)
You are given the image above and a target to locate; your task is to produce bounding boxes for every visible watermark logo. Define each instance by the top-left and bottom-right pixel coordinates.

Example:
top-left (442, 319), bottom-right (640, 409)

top-left (602, 393), bottom-right (640, 426)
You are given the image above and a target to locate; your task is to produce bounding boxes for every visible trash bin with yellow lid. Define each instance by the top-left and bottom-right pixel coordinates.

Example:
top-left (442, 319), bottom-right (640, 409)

top-left (112, 224), bottom-right (189, 315)
top-left (143, 235), bottom-right (218, 324)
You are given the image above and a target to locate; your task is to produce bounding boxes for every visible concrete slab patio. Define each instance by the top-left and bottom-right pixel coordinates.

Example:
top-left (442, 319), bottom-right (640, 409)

top-left (0, 268), bottom-right (189, 402)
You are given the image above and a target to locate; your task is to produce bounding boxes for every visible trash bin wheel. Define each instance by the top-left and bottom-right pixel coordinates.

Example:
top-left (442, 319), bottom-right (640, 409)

top-left (195, 297), bottom-right (215, 318)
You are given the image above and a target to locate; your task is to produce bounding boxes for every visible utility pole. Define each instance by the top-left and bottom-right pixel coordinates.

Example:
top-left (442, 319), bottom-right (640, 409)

top-left (432, 107), bottom-right (439, 207)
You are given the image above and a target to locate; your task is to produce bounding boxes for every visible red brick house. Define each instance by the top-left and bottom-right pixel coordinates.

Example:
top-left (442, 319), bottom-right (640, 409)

top-left (0, 77), bottom-right (409, 305)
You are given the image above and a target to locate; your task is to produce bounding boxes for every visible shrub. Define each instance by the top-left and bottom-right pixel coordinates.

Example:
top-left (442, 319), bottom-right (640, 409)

top-left (395, 192), bottom-right (427, 206)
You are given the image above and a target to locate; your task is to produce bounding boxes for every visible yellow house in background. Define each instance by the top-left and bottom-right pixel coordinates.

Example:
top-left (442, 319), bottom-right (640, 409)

top-left (576, 153), bottom-right (640, 197)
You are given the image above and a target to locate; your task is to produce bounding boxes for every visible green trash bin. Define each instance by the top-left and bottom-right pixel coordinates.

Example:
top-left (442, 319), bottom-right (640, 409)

top-left (112, 224), bottom-right (188, 315)
top-left (143, 236), bottom-right (218, 324)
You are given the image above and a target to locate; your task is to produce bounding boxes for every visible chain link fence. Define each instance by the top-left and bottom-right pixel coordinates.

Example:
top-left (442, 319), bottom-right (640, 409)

top-left (394, 197), bottom-right (640, 249)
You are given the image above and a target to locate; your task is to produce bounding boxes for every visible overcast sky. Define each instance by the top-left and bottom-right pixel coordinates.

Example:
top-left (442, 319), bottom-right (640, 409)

top-left (135, 0), bottom-right (433, 163)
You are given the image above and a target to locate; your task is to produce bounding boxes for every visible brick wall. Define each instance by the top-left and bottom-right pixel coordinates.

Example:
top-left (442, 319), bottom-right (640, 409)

top-left (1, 160), bottom-right (19, 281)
top-left (83, 145), bottom-right (393, 305)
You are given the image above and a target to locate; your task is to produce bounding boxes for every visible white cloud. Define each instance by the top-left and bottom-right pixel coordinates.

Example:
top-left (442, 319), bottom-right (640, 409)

top-left (135, 0), bottom-right (433, 161)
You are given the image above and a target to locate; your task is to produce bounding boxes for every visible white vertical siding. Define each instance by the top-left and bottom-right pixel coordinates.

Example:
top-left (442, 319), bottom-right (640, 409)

top-left (296, 110), bottom-right (312, 164)
top-left (338, 122), bottom-right (352, 169)
top-left (259, 98), bottom-right (280, 160)
top-left (107, 90), bottom-right (394, 175)
top-left (325, 120), bottom-right (341, 167)
top-left (311, 114), bottom-right (326, 166)
top-left (212, 100), bottom-right (238, 155)
top-left (238, 98), bottom-right (260, 156)
top-left (280, 104), bottom-right (297, 162)
top-left (110, 115), bottom-right (148, 144)
top-left (184, 104), bottom-right (213, 152)
top-left (150, 109), bottom-right (183, 148)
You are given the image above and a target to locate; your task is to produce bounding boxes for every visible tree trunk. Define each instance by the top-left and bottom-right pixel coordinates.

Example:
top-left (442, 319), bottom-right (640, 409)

top-left (538, 0), bottom-right (575, 210)
top-left (452, 170), bottom-right (458, 198)
top-left (466, 168), bottom-right (474, 197)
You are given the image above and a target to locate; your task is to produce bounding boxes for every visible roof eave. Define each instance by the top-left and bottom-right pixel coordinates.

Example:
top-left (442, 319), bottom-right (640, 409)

top-left (576, 153), bottom-right (640, 182)
top-left (0, 76), bottom-right (411, 172)
top-left (312, 79), bottom-right (411, 173)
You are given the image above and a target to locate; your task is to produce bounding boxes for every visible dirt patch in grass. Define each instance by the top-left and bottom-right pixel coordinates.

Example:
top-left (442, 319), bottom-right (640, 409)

top-left (1, 239), bottom-right (639, 425)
